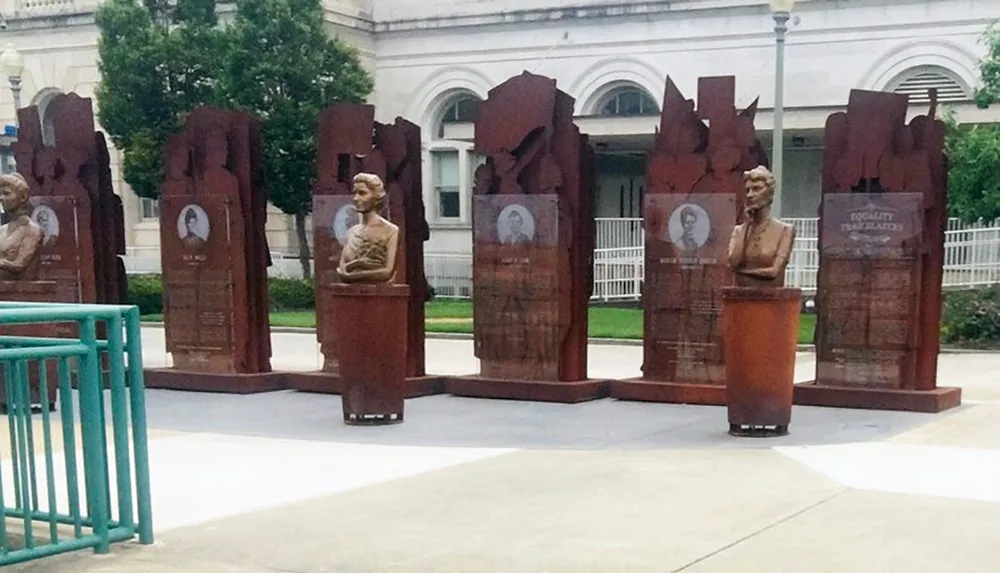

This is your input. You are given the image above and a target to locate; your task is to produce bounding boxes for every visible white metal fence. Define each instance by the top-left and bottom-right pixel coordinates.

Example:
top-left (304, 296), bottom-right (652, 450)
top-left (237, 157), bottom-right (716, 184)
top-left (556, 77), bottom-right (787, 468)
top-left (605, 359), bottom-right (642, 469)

top-left (419, 217), bottom-right (1000, 301)
top-left (594, 246), bottom-right (644, 301)
top-left (595, 217), bottom-right (645, 250)
top-left (942, 220), bottom-right (1000, 287)
top-left (121, 217), bottom-right (1000, 301)
top-left (583, 217), bottom-right (823, 299)
top-left (424, 254), bottom-right (473, 298)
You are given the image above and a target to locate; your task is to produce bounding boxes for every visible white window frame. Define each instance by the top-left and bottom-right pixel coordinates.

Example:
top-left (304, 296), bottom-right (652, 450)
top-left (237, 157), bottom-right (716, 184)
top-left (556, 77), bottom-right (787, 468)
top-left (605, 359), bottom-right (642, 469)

top-left (425, 141), bottom-right (474, 227)
top-left (598, 88), bottom-right (659, 118)
top-left (139, 197), bottom-right (160, 220)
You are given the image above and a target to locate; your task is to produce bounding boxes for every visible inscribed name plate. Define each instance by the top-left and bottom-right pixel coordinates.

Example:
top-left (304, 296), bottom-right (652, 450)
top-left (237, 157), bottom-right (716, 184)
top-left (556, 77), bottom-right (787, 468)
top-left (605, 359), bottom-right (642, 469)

top-left (817, 192), bottom-right (925, 389)
top-left (821, 192), bottom-right (923, 259)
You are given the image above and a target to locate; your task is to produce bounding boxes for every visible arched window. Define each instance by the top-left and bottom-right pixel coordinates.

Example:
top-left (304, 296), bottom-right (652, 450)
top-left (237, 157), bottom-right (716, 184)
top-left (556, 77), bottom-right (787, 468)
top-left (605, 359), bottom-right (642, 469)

top-left (436, 94), bottom-right (479, 139)
top-left (440, 95), bottom-right (478, 125)
top-left (889, 66), bottom-right (970, 104)
top-left (598, 87), bottom-right (659, 117)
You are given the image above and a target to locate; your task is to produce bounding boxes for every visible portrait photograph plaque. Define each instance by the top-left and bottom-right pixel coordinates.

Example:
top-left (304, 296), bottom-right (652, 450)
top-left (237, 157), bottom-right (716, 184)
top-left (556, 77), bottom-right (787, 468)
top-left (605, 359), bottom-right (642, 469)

top-left (31, 204), bottom-right (60, 248)
top-left (664, 202), bottom-right (711, 253)
top-left (30, 196), bottom-right (92, 306)
top-left (160, 195), bottom-right (236, 369)
top-left (312, 195), bottom-right (356, 271)
top-left (473, 194), bottom-right (564, 381)
top-left (175, 203), bottom-right (212, 249)
top-left (474, 195), bottom-right (558, 248)
top-left (332, 202), bottom-right (358, 246)
top-left (495, 203), bottom-right (537, 247)
top-left (641, 193), bottom-right (736, 387)
top-left (645, 194), bottom-right (732, 271)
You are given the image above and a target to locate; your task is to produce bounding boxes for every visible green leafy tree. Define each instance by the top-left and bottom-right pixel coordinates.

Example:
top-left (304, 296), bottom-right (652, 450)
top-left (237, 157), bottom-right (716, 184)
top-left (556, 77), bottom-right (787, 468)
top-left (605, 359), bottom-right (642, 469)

top-left (946, 119), bottom-right (1000, 222)
top-left (95, 0), bottom-right (224, 199)
top-left (97, 0), bottom-right (373, 277)
top-left (975, 25), bottom-right (1000, 108)
top-left (944, 24), bottom-right (1000, 222)
top-left (219, 0), bottom-right (373, 277)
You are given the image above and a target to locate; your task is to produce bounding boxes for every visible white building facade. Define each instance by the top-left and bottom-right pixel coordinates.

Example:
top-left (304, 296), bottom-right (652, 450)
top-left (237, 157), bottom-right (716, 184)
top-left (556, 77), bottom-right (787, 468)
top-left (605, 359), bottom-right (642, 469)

top-left (373, 0), bottom-right (1000, 256)
top-left (0, 0), bottom-right (997, 267)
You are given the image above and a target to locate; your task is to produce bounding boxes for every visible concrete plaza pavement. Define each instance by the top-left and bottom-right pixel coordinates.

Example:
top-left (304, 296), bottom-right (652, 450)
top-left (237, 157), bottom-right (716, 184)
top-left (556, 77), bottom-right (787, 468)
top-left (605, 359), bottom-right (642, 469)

top-left (7, 327), bottom-right (1000, 572)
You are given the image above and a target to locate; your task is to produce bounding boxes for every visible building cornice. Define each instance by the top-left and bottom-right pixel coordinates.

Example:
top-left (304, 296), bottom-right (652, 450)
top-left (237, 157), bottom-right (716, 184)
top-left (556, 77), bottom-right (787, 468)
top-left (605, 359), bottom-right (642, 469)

top-left (3, 9), bottom-right (95, 30)
top-left (6, 0), bottom-right (984, 42)
top-left (375, 18), bottom-right (991, 68)
top-left (373, 0), bottom-right (995, 34)
top-left (2, 1), bottom-right (374, 33)
top-left (324, 10), bottom-right (374, 33)
top-left (372, 0), bottom-right (848, 33)
top-left (376, 1), bottom-right (723, 33)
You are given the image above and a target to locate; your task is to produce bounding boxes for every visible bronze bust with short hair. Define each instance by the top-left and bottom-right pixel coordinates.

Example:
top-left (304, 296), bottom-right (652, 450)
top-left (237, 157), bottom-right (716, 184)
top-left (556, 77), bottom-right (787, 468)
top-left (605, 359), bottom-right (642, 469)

top-left (0, 173), bottom-right (43, 281)
top-left (728, 165), bottom-right (796, 287)
top-left (336, 173), bottom-right (400, 284)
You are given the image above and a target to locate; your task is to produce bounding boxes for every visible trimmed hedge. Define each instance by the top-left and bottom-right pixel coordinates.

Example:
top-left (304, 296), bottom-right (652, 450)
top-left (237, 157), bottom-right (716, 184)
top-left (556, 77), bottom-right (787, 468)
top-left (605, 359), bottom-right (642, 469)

top-left (126, 274), bottom-right (315, 315)
top-left (269, 277), bottom-right (315, 311)
top-left (126, 274), bottom-right (165, 316)
top-left (941, 285), bottom-right (1000, 346)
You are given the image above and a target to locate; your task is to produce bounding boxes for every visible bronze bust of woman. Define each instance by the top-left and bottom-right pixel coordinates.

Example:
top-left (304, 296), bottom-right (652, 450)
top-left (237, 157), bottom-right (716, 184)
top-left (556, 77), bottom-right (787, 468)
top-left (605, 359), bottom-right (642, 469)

top-left (728, 166), bottom-right (796, 287)
top-left (336, 173), bottom-right (400, 284)
top-left (0, 173), bottom-right (43, 281)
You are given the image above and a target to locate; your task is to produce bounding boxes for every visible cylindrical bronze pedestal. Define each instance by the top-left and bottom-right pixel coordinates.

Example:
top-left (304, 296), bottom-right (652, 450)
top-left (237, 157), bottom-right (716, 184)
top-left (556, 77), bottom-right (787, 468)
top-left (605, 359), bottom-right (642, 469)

top-left (722, 286), bottom-right (801, 437)
top-left (330, 283), bottom-right (410, 425)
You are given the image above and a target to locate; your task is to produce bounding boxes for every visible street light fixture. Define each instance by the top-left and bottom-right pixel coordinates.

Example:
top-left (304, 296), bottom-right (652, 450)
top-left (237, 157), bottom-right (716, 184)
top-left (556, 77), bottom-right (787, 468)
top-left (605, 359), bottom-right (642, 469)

top-left (0, 42), bottom-right (24, 115)
top-left (769, 0), bottom-right (794, 216)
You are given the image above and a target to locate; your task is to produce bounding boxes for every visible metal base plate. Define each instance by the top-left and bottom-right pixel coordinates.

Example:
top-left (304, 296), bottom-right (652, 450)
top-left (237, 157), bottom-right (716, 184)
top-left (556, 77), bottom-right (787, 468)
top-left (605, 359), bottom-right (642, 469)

top-left (729, 423), bottom-right (789, 438)
top-left (344, 412), bottom-right (404, 426)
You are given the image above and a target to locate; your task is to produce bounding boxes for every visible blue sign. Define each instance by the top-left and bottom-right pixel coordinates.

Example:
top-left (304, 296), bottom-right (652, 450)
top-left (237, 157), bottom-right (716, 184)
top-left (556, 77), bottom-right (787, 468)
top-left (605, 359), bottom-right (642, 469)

top-left (3, 125), bottom-right (16, 136)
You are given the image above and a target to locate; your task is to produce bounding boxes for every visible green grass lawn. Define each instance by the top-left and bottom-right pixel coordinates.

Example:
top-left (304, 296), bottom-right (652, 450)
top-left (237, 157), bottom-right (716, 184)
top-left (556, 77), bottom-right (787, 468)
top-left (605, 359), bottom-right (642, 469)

top-left (798, 314), bottom-right (816, 345)
top-left (143, 301), bottom-right (819, 344)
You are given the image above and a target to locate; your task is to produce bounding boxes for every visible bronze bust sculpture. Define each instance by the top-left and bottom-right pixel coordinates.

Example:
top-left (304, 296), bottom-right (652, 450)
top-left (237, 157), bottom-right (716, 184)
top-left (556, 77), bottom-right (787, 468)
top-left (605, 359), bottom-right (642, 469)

top-left (728, 165), bottom-right (796, 287)
top-left (0, 173), bottom-right (43, 281)
top-left (336, 173), bottom-right (400, 284)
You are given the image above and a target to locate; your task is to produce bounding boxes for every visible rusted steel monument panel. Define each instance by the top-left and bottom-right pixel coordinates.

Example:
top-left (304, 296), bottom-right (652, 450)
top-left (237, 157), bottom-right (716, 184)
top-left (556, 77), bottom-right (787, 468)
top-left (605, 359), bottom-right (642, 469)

top-left (795, 89), bottom-right (961, 412)
top-left (445, 71), bottom-right (603, 403)
top-left (612, 76), bottom-right (768, 405)
top-left (13, 94), bottom-right (126, 309)
top-left (146, 107), bottom-right (281, 393)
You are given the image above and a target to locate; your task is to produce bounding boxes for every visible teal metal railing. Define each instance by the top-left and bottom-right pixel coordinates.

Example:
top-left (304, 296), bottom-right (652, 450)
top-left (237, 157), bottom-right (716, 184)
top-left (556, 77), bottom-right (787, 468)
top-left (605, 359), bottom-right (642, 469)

top-left (0, 302), bottom-right (153, 565)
